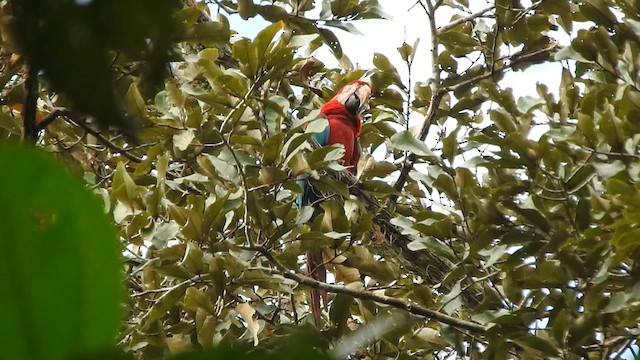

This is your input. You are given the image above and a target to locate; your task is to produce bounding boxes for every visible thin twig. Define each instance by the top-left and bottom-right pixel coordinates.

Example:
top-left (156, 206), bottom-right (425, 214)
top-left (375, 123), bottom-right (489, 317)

top-left (447, 45), bottom-right (556, 93)
top-left (35, 108), bottom-right (67, 131)
top-left (61, 113), bottom-right (144, 162)
top-left (437, 6), bottom-right (495, 34)
top-left (23, 65), bottom-right (38, 143)
top-left (28, 107), bottom-right (145, 162)
top-left (251, 245), bottom-right (487, 334)
top-left (392, 0), bottom-right (443, 196)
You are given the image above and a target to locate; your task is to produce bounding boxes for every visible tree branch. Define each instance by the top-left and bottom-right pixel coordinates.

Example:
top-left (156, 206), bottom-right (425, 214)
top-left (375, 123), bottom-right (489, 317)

top-left (34, 108), bottom-right (67, 132)
top-left (74, 121), bottom-right (144, 163)
top-left (392, 88), bottom-right (445, 194)
top-left (23, 65), bottom-right (38, 143)
top-left (45, 109), bottom-right (144, 162)
top-left (446, 45), bottom-right (556, 93)
top-left (437, 6), bottom-right (495, 34)
top-left (253, 246), bottom-right (487, 334)
top-left (393, 0), bottom-right (444, 195)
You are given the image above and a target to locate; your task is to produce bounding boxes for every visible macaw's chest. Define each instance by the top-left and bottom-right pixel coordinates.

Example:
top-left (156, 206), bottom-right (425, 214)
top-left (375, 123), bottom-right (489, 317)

top-left (326, 118), bottom-right (359, 166)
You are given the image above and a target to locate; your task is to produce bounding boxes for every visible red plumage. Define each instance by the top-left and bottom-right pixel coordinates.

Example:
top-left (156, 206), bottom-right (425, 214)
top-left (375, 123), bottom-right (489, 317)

top-left (320, 80), bottom-right (369, 167)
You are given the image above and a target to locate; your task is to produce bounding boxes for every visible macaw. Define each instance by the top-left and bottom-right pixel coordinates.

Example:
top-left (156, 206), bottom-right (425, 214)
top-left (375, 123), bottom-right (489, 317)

top-left (297, 80), bottom-right (372, 326)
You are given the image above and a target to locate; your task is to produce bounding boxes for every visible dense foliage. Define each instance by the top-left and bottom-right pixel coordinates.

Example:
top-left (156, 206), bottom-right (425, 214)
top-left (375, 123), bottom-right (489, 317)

top-left (4, 0), bottom-right (640, 359)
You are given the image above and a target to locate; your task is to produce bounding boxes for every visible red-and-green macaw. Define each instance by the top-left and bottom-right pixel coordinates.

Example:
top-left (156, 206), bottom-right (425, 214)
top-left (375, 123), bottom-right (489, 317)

top-left (297, 80), bottom-right (372, 326)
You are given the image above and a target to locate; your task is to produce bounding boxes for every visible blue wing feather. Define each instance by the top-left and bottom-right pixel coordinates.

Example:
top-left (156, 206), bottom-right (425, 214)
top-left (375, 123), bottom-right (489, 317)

top-left (312, 126), bottom-right (330, 146)
top-left (296, 125), bottom-right (330, 207)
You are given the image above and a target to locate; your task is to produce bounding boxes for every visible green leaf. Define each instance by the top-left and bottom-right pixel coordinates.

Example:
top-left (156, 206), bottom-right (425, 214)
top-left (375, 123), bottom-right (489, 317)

top-left (124, 82), bottom-right (147, 118)
top-left (441, 281), bottom-right (463, 314)
top-left (489, 109), bottom-right (517, 133)
top-left (254, 21), bottom-right (284, 67)
top-left (397, 38), bottom-right (419, 63)
top-left (507, 13), bottom-right (529, 45)
top-left (180, 20), bottom-right (231, 44)
top-left (389, 130), bottom-right (434, 157)
top-left (311, 176), bottom-right (350, 198)
top-left (329, 294), bottom-right (354, 335)
top-left (541, 0), bottom-right (572, 32)
top-left (373, 52), bottom-right (395, 72)
top-left (564, 164), bottom-right (596, 193)
top-left (407, 236), bottom-right (455, 260)
top-left (204, 153), bottom-right (239, 183)
top-left (442, 127), bottom-right (459, 160)
top-left (439, 31), bottom-right (478, 47)
top-left (233, 38), bottom-right (259, 78)
top-left (173, 129), bottom-right (195, 151)
top-left (289, 33), bottom-right (321, 48)
top-left (307, 144), bottom-right (345, 170)
top-left (237, 0), bottom-right (257, 20)
top-left (580, 0), bottom-right (618, 27)
top-left (255, 4), bottom-right (288, 22)
top-left (184, 287), bottom-right (215, 314)
top-left (405, 327), bottom-right (447, 351)
top-left (504, 201), bottom-right (550, 233)
top-left (318, 27), bottom-right (343, 59)
top-left (262, 132), bottom-right (285, 165)
top-left (593, 160), bottom-right (625, 179)
top-left (324, 20), bottom-right (363, 35)
top-left (288, 152), bottom-right (311, 176)
top-left (602, 292), bottom-right (630, 313)
top-left (142, 282), bottom-right (191, 330)
top-left (0, 146), bottom-right (122, 360)
top-left (361, 179), bottom-right (401, 195)
top-left (511, 335), bottom-right (560, 356)
top-left (112, 162), bottom-right (140, 210)
top-left (165, 78), bottom-right (186, 108)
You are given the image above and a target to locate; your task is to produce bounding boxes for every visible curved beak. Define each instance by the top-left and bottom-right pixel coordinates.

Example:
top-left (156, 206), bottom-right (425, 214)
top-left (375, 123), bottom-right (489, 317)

top-left (337, 82), bottom-right (372, 116)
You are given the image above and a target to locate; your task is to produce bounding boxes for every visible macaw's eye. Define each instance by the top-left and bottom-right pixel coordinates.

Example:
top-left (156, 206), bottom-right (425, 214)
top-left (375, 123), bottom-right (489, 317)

top-left (345, 93), bottom-right (361, 115)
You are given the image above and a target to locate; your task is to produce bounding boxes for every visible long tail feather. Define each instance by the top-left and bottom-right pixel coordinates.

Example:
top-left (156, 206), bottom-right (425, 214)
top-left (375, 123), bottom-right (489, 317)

top-left (306, 249), bottom-right (327, 327)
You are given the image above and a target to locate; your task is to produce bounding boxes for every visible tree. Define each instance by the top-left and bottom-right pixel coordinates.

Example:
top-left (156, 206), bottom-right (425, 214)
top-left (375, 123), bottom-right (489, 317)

top-left (3, 0), bottom-right (640, 359)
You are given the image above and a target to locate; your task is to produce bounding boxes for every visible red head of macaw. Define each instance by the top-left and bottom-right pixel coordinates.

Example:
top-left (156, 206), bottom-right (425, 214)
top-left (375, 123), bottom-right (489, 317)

top-left (315, 80), bottom-right (372, 169)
